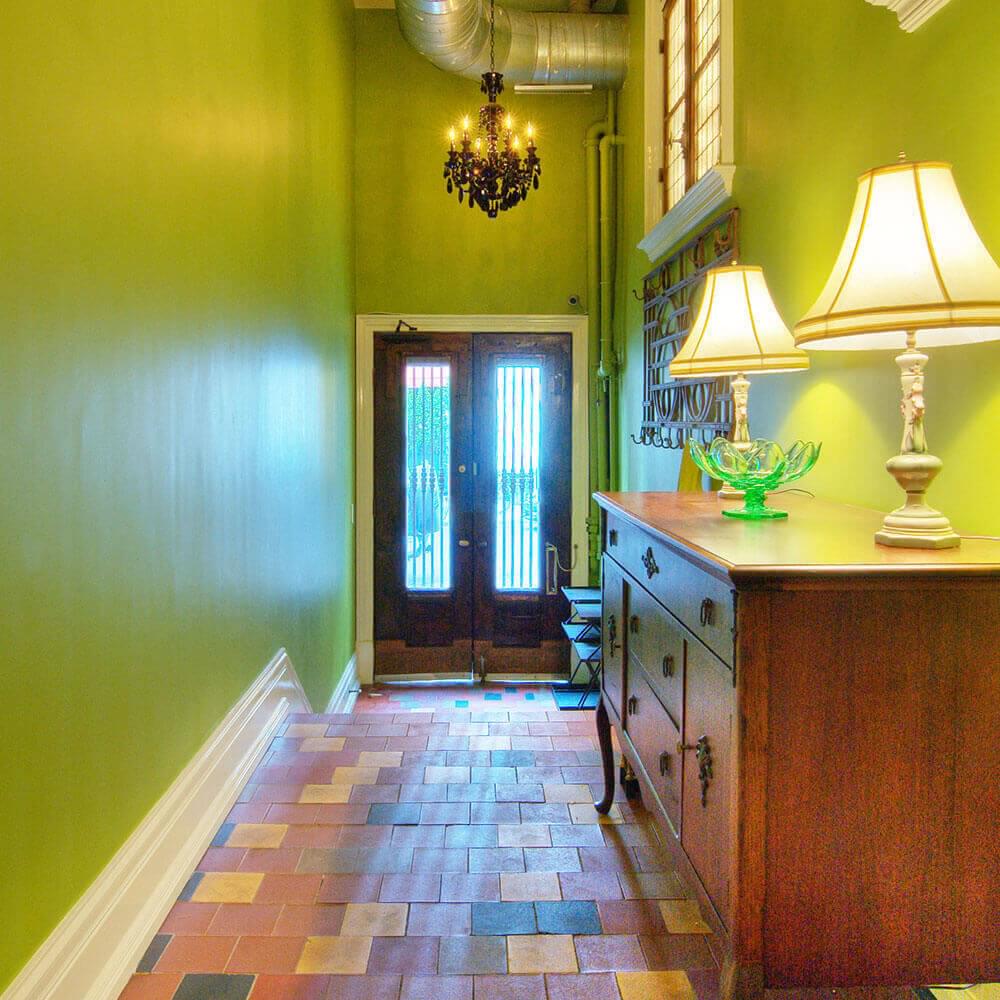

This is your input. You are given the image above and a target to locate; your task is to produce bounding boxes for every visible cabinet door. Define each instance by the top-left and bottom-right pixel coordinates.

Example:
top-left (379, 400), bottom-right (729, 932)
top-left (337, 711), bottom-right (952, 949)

top-left (624, 663), bottom-right (682, 835)
top-left (627, 580), bottom-right (684, 729)
top-left (681, 641), bottom-right (734, 926)
top-left (601, 557), bottom-right (625, 719)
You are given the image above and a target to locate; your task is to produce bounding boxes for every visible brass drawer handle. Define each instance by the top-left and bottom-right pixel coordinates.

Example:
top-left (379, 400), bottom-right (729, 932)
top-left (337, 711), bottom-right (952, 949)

top-left (641, 546), bottom-right (659, 579)
top-left (607, 613), bottom-right (619, 656)
top-left (699, 597), bottom-right (715, 627)
top-left (677, 735), bottom-right (714, 807)
top-left (627, 695), bottom-right (638, 716)
top-left (662, 654), bottom-right (675, 678)
top-left (659, 750), bottom-right (671, 776)
top-left (629, 615), bottom-right (640, 634)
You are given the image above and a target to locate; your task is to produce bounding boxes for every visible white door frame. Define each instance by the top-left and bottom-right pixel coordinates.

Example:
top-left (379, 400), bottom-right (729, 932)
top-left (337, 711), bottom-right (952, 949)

top-left (355, 313), bottom-right (591, 685)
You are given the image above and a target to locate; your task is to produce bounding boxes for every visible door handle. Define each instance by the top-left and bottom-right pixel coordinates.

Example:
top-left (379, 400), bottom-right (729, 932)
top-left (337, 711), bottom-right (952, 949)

top-left (458, 539), bottom-right (471, 547)
top-left (662, 654), bottom-right (675, 678)
top-left (627, 695), bottom-right (638, 716)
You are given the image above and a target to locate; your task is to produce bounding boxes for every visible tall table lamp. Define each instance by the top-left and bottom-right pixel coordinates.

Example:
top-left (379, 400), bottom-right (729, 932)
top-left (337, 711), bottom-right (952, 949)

top-left (794, 157), bottom-right (1000, 548)
top-left (670, 263), bottom-right (810, 496)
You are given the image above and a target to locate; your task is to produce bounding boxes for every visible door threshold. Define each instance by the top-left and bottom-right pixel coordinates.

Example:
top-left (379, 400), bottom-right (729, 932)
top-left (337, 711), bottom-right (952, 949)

top-left (371, 672), bottom-right (573, 686)
top-left (373, 673), bottom-right (475, 685)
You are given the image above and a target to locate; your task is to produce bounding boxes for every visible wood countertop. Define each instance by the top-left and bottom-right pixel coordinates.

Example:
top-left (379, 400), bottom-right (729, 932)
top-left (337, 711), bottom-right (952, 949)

top-left (594, 491), bottom-right (1000, 583)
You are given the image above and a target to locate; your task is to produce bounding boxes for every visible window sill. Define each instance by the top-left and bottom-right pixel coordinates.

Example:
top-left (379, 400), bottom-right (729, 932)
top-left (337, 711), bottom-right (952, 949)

top-left (638, 165), bottom-right (736, 263)
top-left (865, 0), bottom-right (952, 32)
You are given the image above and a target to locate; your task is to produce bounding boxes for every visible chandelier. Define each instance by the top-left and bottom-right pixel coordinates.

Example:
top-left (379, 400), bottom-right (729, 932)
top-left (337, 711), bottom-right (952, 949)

top-left (444, 0), bottom-right (541, 218)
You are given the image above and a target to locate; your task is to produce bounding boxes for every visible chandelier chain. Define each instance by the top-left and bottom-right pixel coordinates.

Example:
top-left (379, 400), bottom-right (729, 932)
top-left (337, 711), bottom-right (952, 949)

top-left (489, 0), bottom-right (495, 73)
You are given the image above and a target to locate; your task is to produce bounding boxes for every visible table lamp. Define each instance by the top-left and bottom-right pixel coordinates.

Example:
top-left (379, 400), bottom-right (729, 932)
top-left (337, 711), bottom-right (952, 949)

top-left (670, 263), bottom-right (810, 496)
top-left (794, 157), bottom-right (1000, 548)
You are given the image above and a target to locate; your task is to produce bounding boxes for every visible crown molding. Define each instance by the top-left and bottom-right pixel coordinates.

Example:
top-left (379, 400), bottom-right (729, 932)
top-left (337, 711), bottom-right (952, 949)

top-left (865, 0), bottom-right (953, 31)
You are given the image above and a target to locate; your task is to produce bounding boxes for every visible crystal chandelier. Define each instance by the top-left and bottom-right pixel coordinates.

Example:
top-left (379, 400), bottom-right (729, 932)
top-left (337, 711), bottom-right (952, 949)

top-left (444, 0), bottom-right (541, 218)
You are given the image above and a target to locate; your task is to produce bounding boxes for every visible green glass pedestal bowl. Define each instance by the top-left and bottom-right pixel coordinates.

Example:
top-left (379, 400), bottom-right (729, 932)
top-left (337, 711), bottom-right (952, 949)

top-left (688, 438), bottom-right (822, 520)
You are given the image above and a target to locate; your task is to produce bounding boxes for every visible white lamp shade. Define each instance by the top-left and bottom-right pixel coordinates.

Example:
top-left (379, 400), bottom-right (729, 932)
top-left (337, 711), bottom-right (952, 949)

top-left (794, 160), bottom-right (1000, 350)
top-left (670, 264), bottom-right (809, 378)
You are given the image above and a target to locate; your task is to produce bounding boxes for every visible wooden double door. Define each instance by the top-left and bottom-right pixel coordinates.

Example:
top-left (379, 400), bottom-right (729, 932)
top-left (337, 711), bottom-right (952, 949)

top-left (373, 331), bottom-right (573, 678)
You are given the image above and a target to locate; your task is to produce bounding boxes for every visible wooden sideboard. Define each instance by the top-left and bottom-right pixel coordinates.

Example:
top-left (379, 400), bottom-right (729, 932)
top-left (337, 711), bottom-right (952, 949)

top-left (592, 491), bottom-right (1000, 998)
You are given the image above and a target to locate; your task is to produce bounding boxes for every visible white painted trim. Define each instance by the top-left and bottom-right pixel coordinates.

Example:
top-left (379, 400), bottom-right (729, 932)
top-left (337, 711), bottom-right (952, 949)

top-left (2, 649), bottom-right (310, 1000)
top-left (638, 164), bottom-right (736, 262)
top-left (865, 0), bottom-right (953, 31)
top-left (643, 0), bottom-right (735, 243)
top-left (325, 653), bottom-right (360, 714)
top-left (355, 314), bottom-right (591, 686)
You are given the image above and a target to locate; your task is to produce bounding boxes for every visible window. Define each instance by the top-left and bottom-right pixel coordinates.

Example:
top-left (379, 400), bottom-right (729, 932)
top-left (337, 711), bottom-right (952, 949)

top-left (405, 361), bottom-right (452, 591)
top-left (640, 0), bottom-right (732, 262)
top-left (494, 363), bottom-right (542, 592)
top-left (663, 0), bottom-right (722, 213)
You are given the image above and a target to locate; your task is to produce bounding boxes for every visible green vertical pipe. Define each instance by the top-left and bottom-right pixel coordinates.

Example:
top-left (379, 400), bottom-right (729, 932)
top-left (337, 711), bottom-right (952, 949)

top-left (598, 91), bottom-right (623, 495)
top-left (585, 111), bottom-right (607, 582)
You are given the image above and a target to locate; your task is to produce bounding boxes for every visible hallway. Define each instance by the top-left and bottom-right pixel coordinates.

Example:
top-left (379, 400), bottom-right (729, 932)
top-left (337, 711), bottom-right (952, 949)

top-left (119, 684), bottom-right (722, 1000)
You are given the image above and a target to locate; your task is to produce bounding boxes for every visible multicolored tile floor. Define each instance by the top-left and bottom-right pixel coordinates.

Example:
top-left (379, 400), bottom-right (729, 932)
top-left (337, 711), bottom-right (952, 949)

top-left (119, 683), bottom-right (923, 1000)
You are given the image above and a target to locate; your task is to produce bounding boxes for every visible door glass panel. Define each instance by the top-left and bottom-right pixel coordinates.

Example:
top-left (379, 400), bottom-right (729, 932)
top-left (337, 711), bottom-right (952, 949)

top-left (405, 360), bottom-right (452, 591)
top-left (495, 362), bottom-right (541, 591)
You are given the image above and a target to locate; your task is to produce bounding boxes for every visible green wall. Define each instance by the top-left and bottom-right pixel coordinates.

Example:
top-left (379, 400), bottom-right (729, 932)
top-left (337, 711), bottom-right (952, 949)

top-left (620, 0), bottom-right (1000, 535)
top-left (355, 10), bottom-right (606, 316)
top-left (0, 0), bottom-right (356, 988)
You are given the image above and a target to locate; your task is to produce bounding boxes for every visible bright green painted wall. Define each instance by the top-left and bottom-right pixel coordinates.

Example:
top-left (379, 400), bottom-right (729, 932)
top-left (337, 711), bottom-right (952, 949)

top-left (355, 10), bottom-right (606, 316)
top-left (620, 0), bottom-right (1000, 535)
top-left (0, 1), bottom-right (355, 988)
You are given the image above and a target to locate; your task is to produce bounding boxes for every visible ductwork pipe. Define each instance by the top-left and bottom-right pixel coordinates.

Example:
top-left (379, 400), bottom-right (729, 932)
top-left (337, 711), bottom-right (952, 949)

top-left (396, 0), bottom-right (629, 89)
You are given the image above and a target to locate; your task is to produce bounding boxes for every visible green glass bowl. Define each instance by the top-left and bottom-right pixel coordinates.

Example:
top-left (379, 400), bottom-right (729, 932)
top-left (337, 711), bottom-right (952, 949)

top-left (688, 437), bottom-right (822, 520)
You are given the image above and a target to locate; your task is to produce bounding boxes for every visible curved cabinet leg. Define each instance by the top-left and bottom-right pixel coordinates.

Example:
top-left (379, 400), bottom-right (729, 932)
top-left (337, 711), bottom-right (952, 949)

top-left (594, 696), bottom-right (616, 814)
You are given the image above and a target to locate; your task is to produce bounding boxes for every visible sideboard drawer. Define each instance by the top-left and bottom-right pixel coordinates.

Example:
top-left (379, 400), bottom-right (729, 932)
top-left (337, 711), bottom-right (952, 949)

top-left (607, 512), bottom-right (735, 666)
top-left (626, 580), bottom-right (684, 729)
top-left (681, 641), bottom-right (734, 926)
top-left (601, 557), bottom-right (625, 720)
top-left (624, 664), bottom-right (682, 834)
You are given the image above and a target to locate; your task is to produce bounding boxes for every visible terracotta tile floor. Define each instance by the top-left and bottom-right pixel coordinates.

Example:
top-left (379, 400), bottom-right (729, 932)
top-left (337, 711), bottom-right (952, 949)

top-left (119, 683), bottom-right (924, 1000)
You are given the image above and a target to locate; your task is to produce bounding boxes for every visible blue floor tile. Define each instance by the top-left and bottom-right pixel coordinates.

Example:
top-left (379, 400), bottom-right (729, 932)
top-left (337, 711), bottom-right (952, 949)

top-left (455, 699), bottom-right (469, 708)
top-left (484, 692), bottom-right (502, 701)
top-left (368, 802), bottom-right (422, 825)
top-left (210, 822), bottom-right (235, 847)
top-left (136, 933), bottom-right (171, 973)
top-left (535, 900), bottom-right (603, 935)
top-left (177, 871), bottom-right (204, 901)
top-left (173, 974), bottom-right (255, 1000)
top-left (472, 901), bottom-right (537, 935)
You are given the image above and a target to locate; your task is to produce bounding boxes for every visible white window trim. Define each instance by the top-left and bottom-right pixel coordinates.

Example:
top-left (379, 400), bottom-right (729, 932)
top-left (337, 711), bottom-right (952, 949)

top-left (864, 0), bottom-right (953, 32)
top-left (640, 0), bottom-right (735, 262)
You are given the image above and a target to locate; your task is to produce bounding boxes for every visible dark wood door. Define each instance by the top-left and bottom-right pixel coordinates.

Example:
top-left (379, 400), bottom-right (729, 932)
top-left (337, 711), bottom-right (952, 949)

top-left (373, 332), bottom-right (572, 678)
top-left (471, 333), bottom-right (572, 676)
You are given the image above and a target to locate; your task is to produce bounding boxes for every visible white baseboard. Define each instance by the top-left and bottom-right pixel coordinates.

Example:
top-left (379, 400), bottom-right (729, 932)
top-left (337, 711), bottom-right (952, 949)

top-left (2, 648), bottom-right (311, 1000)
top-left (325, 653), bottom-right (360, 714)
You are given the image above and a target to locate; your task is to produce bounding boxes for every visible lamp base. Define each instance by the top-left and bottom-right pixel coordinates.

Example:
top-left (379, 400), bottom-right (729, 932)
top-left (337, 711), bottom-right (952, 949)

top-left (874, 452), bottom-right (960, 549)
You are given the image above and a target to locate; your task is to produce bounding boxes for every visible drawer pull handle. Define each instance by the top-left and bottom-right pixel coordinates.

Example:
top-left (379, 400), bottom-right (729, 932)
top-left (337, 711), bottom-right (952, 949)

top-left (659, 751), bottom-right (671, 776)
top-left (699, 598), bottom-right (715, 627)
top-left (609, 528), bottom-right (618, 547)
top-left (641, 546), bottom-right (660, 579)
top-left (607, 614), bottom-right (619, 656)
top-left (629, 615), bottom-right (640, 634)
top-left (677, 735), bottom-right (714, 808)
top-left (661, 654), bottom-right (675, 678)
top-left (627, 695), bottom-right (638, 716)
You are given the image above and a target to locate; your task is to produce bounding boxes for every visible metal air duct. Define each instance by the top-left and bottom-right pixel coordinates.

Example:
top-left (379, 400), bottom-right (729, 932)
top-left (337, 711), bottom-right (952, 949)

top-left (395, 0), bottom-right (628, 89)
